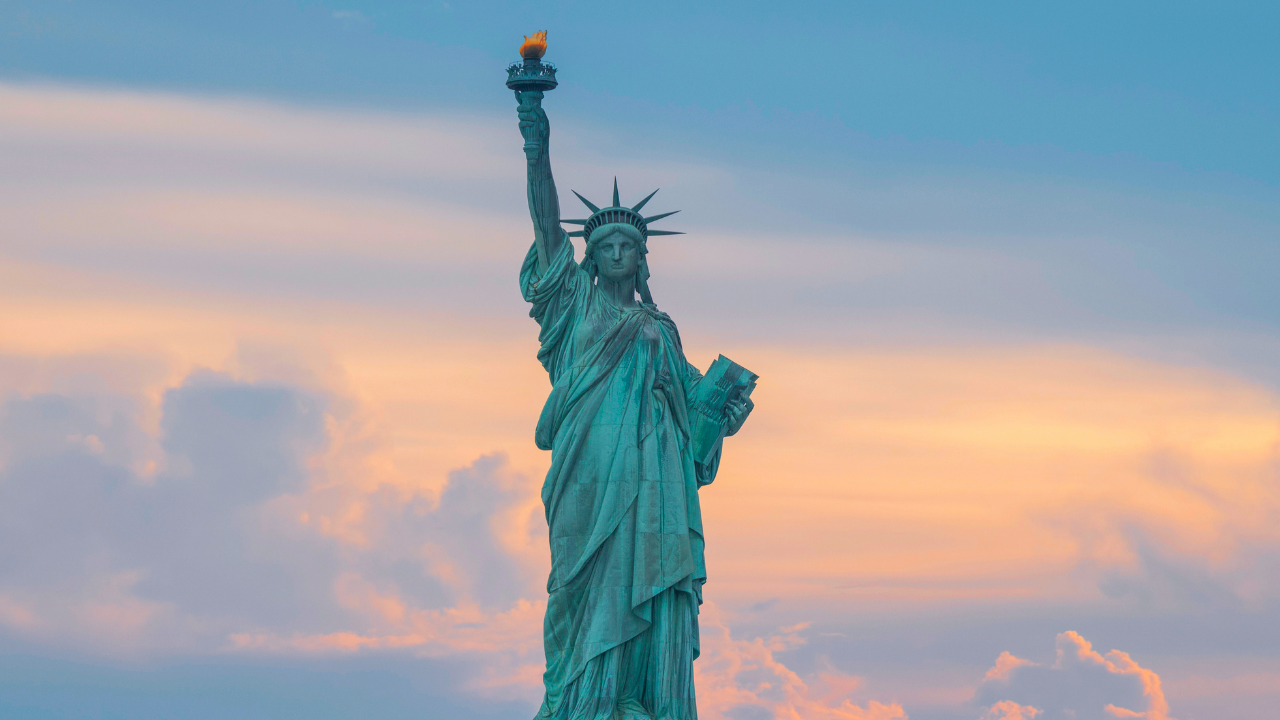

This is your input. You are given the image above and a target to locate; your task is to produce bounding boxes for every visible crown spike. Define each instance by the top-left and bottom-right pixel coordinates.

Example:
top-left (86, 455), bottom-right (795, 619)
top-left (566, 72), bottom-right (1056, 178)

top-left (572, 191), bottom-right (600, 213)
top-left (643, 210), bottom-right (680, 223)
top-left (563, 219), bottom-right (588, 225)
top-left (631, 189), bottom-right (660, 212)
top-left (567, 231), bottom-right (587, 237)
top-left (645, 230), bottom-right (685, 236)
top-left (612, 178), bottom-right (620, 208)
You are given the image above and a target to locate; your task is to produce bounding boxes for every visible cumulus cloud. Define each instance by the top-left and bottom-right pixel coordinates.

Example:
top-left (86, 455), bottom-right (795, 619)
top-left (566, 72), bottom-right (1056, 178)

top-left (695, 605), bottom-right (906, 720)
top-left (0, 367), bottom-right (543, 676)
top-left (975, 631), bottom-right (1173, 720)
top-left (0, 360), bottom-right (914, 712)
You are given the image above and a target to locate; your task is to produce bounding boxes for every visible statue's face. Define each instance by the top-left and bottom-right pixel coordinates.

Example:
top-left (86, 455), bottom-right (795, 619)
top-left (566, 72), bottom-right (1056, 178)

top-left (592, 231), bottom-right (641, 284)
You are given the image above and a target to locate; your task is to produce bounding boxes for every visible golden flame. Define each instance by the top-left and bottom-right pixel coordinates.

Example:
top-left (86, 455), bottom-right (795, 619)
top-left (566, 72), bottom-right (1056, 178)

top-left (520, 31), bottom-right (548, 60)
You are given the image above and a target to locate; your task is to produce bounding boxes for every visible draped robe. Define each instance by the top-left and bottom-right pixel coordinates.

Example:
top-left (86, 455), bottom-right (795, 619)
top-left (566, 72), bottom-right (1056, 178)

top-left (521, 240), bottom-right (721, 720)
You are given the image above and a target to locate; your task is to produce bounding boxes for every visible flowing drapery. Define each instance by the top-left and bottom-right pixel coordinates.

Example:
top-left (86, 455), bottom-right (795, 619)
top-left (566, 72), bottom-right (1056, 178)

top-left (521, 240), bottom-right (720, 720)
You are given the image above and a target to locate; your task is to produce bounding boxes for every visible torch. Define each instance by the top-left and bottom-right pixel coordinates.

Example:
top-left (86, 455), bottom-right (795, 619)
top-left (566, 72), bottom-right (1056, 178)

top-left (506, 31), bottom-right (558, 159)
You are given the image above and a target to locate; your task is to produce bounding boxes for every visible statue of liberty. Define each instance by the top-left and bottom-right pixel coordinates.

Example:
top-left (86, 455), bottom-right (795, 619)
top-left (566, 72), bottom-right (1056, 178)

top-left (509, 32), bottom-right (756, 720)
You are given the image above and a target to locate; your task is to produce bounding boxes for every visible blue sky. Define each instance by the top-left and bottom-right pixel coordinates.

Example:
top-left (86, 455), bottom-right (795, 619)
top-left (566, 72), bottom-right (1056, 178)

top-left (8, 0), bottom-right (1279, 353)
top-left (3, 3), bottom-right (1280, 720)
top-left (8, 1), bottom-right (1278, 181)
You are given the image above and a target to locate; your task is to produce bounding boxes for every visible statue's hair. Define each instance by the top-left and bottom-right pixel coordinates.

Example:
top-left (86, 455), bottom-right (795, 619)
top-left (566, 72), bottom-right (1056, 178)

top-left (579, 223), bottom-right (654, 304)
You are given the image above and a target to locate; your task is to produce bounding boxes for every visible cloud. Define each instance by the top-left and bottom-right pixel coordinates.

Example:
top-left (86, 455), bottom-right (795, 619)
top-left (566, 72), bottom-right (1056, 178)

top-left (981, 701), bottom-right (1042, 720)
top-left (4, 339), bottom-right (1280, 714)
top-left (0, 375), bottom-right (332, 649)
top-left (0, 366), bottom-right (543, 671)
top-left (14, 79), bottom-right (1275, 353)
top-left (695, 342), bottom-right (1280, 625)
top-left (975, 631), bottom-right (1173, 720)
top-left (696, 605), bottom-right (906, 720)
top-left (3, 80), bottom-right (1280, 719)
top-left (986, 652), bottom-right (1037, 682)
top-left (0, 82), bottom-right (514, 184)
top-left (0, 350), bottom-right (920, 712)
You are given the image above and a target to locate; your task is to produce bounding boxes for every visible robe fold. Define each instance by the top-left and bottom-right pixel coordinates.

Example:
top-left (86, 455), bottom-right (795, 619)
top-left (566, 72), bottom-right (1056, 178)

top-left (521, 240), bottom-right (720, 720)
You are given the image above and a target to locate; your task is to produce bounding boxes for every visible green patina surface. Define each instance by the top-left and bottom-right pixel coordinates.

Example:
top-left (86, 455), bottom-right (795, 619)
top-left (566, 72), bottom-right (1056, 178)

top-left (511, 47), bottom-right (755, 720)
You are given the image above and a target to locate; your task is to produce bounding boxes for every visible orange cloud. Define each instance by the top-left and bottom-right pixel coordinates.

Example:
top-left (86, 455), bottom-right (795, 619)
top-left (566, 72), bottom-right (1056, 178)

top-left (4, 79), bottom-right (1278, 719)
top-left (7, 80), bottom-right (1279, 619)
top-left (695, 343), bottom-right (1280, 607)
top-left (6, 298), bottom-right (1280, 652)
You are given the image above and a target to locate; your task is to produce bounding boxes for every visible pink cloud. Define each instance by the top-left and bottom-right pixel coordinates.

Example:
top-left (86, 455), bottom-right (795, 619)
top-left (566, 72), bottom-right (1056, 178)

top-left (985, 651), bottom-right (1037, 682)
top-left (695, 604), bottom-right (906, 720)
top-left (1056, 631), bottom-right (1172, 720)
top-left (977, 631), bottom-right (1176, 720)
top-left (2, 83), bottom-right (1277, 717)
top-left (980, 700), bottom-right (1042, 720)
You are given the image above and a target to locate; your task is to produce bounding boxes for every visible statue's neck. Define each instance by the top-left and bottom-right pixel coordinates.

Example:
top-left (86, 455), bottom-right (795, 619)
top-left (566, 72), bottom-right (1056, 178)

top-left (597, 275), bottom-right (639, 308)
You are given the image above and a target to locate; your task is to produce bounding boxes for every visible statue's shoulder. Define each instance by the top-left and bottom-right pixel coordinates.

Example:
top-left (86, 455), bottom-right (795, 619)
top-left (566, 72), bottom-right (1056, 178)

top-left (641, 302), bottom-right (674, 324)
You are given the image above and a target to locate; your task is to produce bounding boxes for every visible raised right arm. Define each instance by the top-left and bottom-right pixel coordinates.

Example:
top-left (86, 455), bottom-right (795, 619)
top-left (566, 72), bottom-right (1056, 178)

top-left (515, 91), bottom-right (566, 274)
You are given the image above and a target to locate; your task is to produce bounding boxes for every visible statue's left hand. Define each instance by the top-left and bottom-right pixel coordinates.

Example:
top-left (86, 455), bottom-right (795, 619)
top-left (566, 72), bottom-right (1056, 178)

top-left (725, 395), bottom-right (754, 436)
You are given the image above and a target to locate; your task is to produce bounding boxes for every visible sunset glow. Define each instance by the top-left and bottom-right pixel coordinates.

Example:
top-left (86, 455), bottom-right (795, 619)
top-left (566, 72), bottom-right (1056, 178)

top-left (3, 5), bottom-right (1278, 719)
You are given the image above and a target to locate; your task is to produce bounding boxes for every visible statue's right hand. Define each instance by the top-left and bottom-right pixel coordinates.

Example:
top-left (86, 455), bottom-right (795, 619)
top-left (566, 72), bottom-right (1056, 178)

top-left (515, 91), bottom-right (549, 143)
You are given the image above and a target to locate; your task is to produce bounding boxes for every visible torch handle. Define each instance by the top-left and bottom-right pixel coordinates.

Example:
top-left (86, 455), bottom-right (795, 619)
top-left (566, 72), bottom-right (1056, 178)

top-left (515, 90), bottom-right (547, 164)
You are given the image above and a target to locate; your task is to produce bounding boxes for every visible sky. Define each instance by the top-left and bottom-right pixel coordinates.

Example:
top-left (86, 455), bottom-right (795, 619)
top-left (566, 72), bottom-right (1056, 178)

top-left (1, 2), bottom-right (1279, 719)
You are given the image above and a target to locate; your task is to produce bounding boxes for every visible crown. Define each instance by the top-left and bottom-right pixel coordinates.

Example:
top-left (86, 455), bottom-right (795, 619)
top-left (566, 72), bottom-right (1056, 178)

top-left (564, 178), bottom-right (684, 242)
